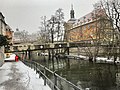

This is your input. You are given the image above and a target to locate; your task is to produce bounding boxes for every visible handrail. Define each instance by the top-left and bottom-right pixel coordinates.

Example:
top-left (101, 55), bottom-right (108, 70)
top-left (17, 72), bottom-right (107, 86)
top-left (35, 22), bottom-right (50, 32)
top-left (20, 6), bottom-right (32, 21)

top-left (23, 60), bottom-right (81, 90)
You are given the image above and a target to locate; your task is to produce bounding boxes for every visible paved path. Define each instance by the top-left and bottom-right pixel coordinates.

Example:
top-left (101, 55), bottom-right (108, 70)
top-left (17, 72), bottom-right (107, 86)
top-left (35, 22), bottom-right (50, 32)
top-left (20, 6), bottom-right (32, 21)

top-left (0, 61), bottom-right (51, 90)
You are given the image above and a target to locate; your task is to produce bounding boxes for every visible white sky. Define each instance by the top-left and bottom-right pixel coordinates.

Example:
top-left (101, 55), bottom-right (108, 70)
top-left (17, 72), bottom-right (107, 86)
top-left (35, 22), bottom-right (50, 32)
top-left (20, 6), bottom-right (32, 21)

top-left (0, 0), bottom-right (99, 34)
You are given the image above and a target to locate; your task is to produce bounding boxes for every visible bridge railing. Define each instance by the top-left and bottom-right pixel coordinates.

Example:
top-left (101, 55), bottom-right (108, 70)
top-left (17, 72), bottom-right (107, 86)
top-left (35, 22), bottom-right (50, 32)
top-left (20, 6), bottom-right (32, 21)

top-left (23, 60), bottom-right (81, 90)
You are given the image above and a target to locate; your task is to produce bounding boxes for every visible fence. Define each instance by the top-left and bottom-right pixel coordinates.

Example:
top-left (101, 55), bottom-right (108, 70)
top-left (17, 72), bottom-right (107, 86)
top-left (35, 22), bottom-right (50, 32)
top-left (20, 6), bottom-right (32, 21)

top-left (23, 60), bottom-right (81, 90)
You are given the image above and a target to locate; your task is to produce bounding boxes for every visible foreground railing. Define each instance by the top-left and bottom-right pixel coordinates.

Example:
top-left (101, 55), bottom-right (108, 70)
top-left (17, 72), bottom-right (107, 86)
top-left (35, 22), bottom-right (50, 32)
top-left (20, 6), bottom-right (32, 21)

top-left (23, 60), bottom-right (81, 90)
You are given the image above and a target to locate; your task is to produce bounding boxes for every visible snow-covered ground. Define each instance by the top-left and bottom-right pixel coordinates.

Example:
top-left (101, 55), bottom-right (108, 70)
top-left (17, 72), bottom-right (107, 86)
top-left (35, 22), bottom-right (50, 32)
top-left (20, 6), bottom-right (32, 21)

top-left (65, 54), bottom-right (89, 60)
top-left (4, 53), bottom-right (16, 61)
top-left (66, 54), bottom-right (120, 64)
top-left (0, 61), bottom-right (51, 90)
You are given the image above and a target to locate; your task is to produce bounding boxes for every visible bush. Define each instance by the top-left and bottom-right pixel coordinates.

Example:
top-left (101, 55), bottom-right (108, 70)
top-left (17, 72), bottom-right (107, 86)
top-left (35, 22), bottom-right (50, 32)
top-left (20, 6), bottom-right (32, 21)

top-left (0, 35), bottom-right (9, 47)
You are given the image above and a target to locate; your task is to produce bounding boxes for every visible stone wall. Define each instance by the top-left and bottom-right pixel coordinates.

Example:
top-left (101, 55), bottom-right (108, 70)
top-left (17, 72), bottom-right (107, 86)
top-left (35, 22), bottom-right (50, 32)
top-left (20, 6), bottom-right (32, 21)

top-left (0, 47), bottom-right (4, 66)
top-left (69, 47), bottom-right (106, 57)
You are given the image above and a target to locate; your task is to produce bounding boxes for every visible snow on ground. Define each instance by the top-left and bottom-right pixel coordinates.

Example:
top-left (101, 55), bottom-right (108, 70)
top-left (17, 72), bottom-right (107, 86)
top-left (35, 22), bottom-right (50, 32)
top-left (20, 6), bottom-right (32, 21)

top-left (96, 57), bottom-right (107, 61)
top-left (4, 53), bottom-right (16, 61)
top-left (66, 54), bottom-right (120, 64)
top-left (0, 61), bottom-right (51, 90)
top-left (66, 54), bottom-right (89, 60)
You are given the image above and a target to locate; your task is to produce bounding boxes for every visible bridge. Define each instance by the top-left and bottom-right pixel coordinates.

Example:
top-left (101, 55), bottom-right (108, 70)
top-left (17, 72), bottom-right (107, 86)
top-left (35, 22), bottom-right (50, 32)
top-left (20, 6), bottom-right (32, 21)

top-left (7, 41), bottom-right (106, 53)
top-left (5, 41), bottom-right (111, 61)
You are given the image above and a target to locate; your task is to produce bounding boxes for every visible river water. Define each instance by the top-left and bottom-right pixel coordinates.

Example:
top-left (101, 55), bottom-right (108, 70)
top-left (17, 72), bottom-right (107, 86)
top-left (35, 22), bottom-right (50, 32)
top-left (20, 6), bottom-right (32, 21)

top-left (33, 56), bottom-right (120, 90)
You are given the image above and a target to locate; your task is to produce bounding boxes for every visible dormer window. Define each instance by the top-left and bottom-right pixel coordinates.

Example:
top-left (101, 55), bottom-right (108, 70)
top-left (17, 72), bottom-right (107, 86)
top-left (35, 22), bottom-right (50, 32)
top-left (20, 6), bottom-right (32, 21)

top-left (87, 19), bottom-right (90, 22)
top-left (91, 13), bottom-right (94, 16)
top-left (83, 16), bottom-right (86, 23)
top-left (91, 13), bottom-right (95, 20)
top-left (80, 22), bottom-right (83, 24)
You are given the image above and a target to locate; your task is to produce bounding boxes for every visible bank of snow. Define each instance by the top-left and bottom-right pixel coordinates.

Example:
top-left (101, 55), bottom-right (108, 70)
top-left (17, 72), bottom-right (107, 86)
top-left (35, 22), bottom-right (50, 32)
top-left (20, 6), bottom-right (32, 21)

top-left (0, 61), bottom-right (51, 90)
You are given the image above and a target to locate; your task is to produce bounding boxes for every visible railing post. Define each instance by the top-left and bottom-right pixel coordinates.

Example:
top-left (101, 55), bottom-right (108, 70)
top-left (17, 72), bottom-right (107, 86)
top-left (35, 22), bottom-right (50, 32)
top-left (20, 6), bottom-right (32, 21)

top-left (27, 61), bottom-right (29, 66)
top-left (28, 61), bottom-right (30, 67)
top-left (74, 87), bottom-right (80, 90)
top-left (31, 61), bottom-right (32, 69)
top-left (39, 64), bottom-right (41, 78)
top-left (53, 71), bottom-right (57, 90)
top-left (30, 60), bottom-right (31, 68)
top-left (36, 63), bottom-right (38, 74)
top-left (44, 66), bottom-right (46, 86)
top-left (34, 62), bottom-right (35, 71)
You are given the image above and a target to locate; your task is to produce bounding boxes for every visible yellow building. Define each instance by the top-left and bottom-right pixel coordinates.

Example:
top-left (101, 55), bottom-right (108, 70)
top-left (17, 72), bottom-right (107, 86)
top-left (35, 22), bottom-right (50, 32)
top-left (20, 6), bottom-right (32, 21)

top-left (64, 7), bottom-right (113, 44)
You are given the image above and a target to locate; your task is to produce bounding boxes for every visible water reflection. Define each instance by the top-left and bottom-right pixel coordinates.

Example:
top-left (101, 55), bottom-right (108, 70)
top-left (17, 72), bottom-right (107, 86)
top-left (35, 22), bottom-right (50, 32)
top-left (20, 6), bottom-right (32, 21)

top-left (33, 56), bottom-right (120, 90)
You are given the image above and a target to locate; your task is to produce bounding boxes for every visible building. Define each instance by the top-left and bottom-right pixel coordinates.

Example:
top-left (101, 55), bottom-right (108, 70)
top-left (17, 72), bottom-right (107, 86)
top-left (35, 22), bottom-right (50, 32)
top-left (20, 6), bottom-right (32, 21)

top-left (0, 12), bottom-right (13, 66)
top-left (13, 29), bottom-right (38, 44)
top-left (0, 12), bottom-right (6, 66)
top-left (0, 12), bottom-right (6, 35)
top-left (5, 25), bottom-right (14, 45)
top-left (64, 6), bottom-right (113, 44)
top-left (13, 28), bottom-right (22, 44)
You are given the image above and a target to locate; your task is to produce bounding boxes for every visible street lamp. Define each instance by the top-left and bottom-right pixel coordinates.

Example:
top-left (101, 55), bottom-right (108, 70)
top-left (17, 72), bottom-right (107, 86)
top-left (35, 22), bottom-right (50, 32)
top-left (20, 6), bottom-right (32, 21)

top-left (40, 45), bottom-right (43, 49)
top-left (59, 44), bottom-right (62, 48)
top-left (90, 34), bottom-right (94, 44)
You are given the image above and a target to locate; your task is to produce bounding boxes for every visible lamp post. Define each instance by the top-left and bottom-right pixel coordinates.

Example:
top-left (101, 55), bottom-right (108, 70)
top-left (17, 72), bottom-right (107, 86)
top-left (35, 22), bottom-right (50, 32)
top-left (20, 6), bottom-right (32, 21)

top-left (27, 45), bottom-right (31, 60)
top-left (90, 34), bottom-right (94, 44)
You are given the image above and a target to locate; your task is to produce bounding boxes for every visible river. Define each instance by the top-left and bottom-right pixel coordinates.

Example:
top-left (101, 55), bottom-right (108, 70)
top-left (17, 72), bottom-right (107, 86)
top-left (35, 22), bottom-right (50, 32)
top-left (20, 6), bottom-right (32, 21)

top-left (33, 55), bottom-right (120, 90)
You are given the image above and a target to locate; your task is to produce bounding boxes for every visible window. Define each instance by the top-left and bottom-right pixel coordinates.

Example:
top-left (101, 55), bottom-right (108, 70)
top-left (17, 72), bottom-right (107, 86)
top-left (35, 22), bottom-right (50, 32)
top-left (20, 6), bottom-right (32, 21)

top-left (91, 25), bottom-right (95, 29)
top-left (83, 26), bottom-right (86, 30)
top-left (88, 25), bottom-right (90, 29)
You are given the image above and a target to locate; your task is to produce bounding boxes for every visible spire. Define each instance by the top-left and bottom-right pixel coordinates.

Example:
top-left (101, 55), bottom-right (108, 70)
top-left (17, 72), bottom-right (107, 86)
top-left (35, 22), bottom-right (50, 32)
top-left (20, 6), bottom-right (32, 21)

top-left (71, 4), bottom-right (73, 10)
top-left (70, 4), bottom-right (75, 19)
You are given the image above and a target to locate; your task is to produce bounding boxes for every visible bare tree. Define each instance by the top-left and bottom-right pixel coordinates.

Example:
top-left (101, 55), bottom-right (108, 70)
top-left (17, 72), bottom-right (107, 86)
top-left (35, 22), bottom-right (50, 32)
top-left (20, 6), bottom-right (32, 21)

top-left (19, 30), bottom-right (29, 43)
top-left (77, 3), bottom-right (113, 61)
top-left (100, 0), bottom-right (120, 61)
top-left (47, 8), bottom-right (65, 43)
top-left (38, 16), bottom-right (50, 43)
top-left (101, 0), bottom-right (120, 32)
top-left (55, 8), bottom-right (65, 41)
top-left (37, 9), bottom-right (64, 43)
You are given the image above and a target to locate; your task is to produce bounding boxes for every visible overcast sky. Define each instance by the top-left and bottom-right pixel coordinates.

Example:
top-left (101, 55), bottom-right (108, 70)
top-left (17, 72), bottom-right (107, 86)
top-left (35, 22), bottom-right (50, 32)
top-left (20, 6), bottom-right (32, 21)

top-left (0, 0), bottom-right (99, 33)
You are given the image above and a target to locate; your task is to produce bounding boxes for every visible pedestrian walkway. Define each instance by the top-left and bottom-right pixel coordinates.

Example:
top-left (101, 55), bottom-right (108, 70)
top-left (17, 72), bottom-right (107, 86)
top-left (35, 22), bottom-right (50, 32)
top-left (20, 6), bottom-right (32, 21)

top-left (0, 61), bottom-right (51, 90)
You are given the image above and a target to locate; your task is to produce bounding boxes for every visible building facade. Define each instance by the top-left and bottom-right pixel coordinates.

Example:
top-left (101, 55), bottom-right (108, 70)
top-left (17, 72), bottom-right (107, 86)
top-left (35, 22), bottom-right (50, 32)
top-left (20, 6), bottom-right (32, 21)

top-left (0, 12), bottom-right (13, 66)
top-left (64, 7), bottom-right (113, 44)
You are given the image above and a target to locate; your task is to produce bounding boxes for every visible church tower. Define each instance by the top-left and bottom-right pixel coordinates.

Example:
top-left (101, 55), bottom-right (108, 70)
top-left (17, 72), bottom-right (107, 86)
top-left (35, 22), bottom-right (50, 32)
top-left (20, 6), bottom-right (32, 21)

top-left (64, 4), bottom-right (76, 42)
top-left (70, 4), bottom-right (75, 19)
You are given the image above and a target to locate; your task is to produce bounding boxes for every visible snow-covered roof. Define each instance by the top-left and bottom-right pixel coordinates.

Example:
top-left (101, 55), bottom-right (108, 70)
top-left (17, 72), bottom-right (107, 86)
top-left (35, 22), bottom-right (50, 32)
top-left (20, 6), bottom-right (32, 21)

top-left (72, 9), bottom-right (106, 28)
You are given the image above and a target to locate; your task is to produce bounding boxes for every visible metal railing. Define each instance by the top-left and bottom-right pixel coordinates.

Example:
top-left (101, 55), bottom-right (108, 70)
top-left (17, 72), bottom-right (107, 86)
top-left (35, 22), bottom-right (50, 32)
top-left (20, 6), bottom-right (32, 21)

top-left (23, 60), bottom-right (81, 90)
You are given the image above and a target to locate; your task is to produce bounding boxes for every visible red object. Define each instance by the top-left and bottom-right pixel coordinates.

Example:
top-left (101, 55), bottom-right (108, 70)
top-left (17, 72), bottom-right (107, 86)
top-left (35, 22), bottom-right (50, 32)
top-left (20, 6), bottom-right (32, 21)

top-left (15, 55), bottom-right (19, 62)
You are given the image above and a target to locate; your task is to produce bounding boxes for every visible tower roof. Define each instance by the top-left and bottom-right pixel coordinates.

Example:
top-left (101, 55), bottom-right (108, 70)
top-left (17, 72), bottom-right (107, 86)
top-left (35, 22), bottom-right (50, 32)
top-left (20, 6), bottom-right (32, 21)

top-left (71, 4), bottom-right (73, 10)
top-left (70, 4), bottom-right (75, 19)
top-left (0, 12), bottom-right (5, 19)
